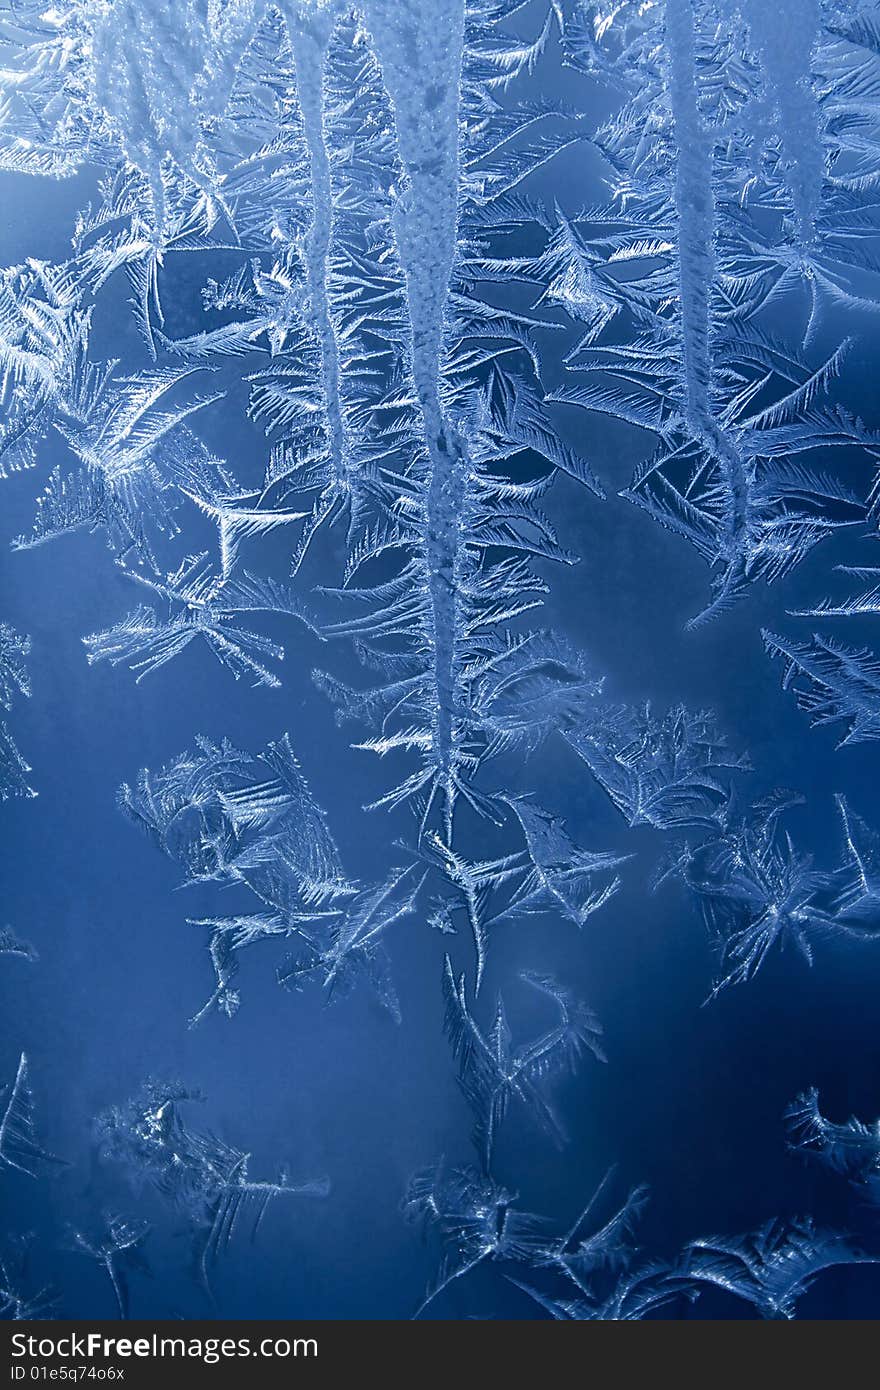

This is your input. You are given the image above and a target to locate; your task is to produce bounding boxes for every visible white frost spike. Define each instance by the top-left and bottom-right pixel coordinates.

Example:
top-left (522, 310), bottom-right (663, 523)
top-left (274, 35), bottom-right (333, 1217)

top-left (0, 624), bottom-right (35, 802)
top-left (442, 958), bottom-right (605, 1172)
top-left (179, 488), bottom-right (309, 578)
top-left (0, 1053), bottom-right (62, 1177)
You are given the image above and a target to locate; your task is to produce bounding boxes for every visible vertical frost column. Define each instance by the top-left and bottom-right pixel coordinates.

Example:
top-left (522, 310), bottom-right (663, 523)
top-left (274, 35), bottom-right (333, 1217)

top-left (284, 1), bottom-right (350, 504)
top-left (741, 0), bottom-right (823, 247)
top-left (666, 0), bottom-right (713, 430)
top-left (364, 0), bottom-right (468, 825)
top-left (88, 0), bottom-right (263, 231)
top-left (665, 0), bottom-right (748, 620)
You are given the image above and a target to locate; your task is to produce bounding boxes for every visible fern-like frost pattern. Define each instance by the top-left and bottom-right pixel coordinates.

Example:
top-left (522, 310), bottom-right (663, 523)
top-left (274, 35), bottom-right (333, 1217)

top-left (1, 0), bottom-right (880, 1321)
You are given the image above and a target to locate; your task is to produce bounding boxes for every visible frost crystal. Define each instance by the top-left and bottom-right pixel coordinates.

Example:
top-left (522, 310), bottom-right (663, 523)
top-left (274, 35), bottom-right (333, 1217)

top-left (96, 1080), bottom-right (329, 1287)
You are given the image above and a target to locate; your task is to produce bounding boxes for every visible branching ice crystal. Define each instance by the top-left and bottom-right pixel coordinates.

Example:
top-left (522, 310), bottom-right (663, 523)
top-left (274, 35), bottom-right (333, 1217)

top-left (96, 1080), bottom-right (329, 1289)
top-left (0, 1053), bottom-right (62, 1178)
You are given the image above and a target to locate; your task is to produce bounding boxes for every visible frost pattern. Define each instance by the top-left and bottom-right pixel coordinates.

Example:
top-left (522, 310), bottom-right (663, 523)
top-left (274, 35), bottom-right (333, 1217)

top-left (0, 623), bottom-right (35, 800)
top-left (0, 1237), bottom-right (56, 1320)
top-left (443, 957), bottom-right (605, 1171)
top-left (0, 927), bottom-right (37, 962)
top-left (68, 1216), bottom-right (151, 1321)
top-left (1, 0), bottom-right (880, 1320)
top-left (0, 1053), bottom-right (61, 1178)
top-left (786, 1088), bottom-right (880, 1204)
top-left (678, 1219), bottom-right (878, 1319)
top-left (96, 1080), bottom-right (329, 1288)
top-left (547, 0), bottom-right (880, 624)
